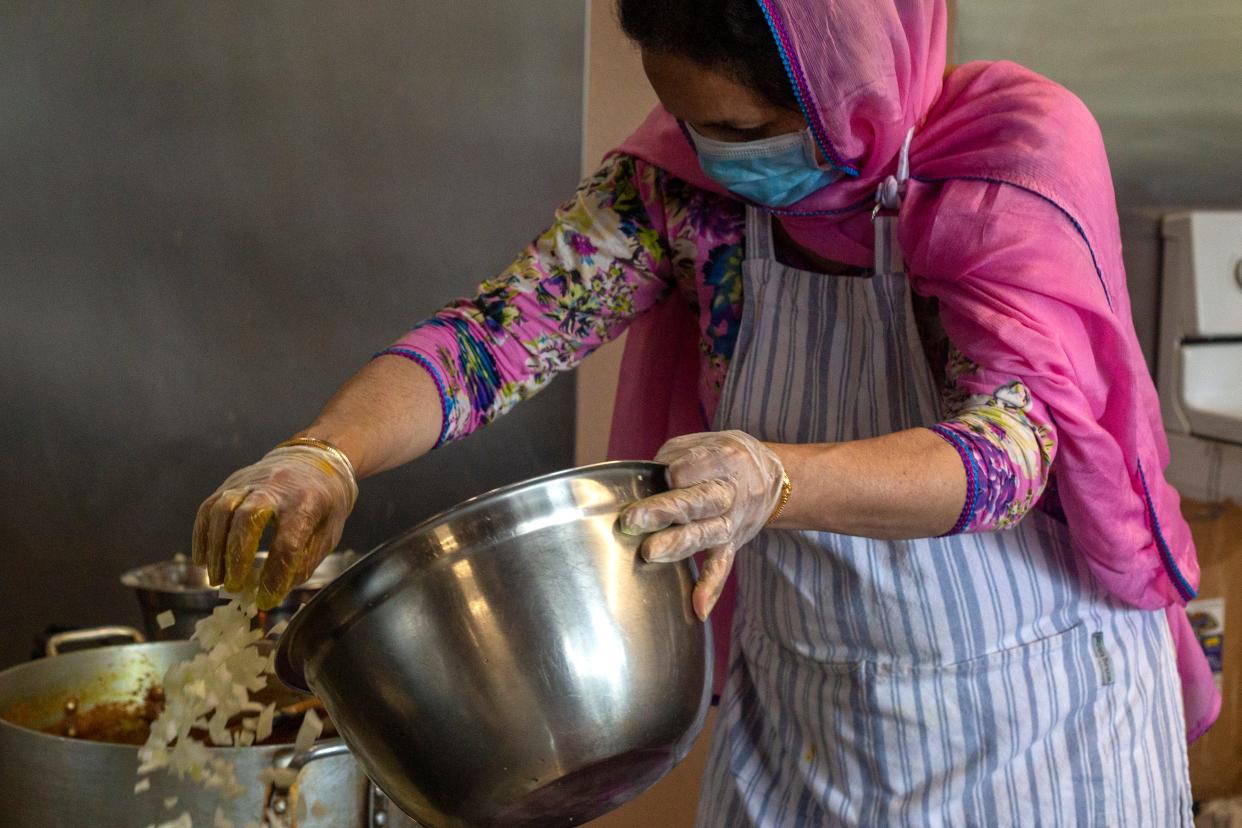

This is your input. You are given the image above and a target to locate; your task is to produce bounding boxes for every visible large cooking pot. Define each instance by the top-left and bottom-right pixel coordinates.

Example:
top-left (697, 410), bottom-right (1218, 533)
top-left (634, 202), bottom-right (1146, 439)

top-left (0, 632), bottom-right (416, 827)
top-left (121, 551), bottom-right (360, 640)
top-left (276, 461), bottom-right (712, 828)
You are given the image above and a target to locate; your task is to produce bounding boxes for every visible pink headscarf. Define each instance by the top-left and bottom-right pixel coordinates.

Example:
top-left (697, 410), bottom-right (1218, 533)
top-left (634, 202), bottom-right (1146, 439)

top-left (607, 0), bottom-right (1218, 740)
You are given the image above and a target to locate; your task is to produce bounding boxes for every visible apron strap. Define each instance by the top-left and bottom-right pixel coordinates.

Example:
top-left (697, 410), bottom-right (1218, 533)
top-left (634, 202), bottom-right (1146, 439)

top-left (745, 205), bottom-right (776, 263)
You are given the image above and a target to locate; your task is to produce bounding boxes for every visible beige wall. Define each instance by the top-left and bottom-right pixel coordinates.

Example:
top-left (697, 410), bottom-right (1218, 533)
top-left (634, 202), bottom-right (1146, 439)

top-left (575, 4), bottom-right (714, 827)
top-left (573, 0), bottom-right (658, 467)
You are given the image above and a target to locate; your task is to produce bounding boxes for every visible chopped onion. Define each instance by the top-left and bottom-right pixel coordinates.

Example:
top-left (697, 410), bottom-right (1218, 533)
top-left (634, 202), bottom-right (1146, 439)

top-left (149, 814), bottom-right (192, 828)
top-left (156, 610), bottom-right (176, 630)
top-left (265, 619), bottom-right (289, 638)
top-left (138, 595), bottom-right (268, 800)
top-left (294, 708), bottom-right (322, 755)
top-left (209, 709), bottom-right (231, 746)
top-left (258, 766), bottom-right (299, 789)
top-left (255, 703), bottom-right (275, 743)
top-left (164, 796), bottom-right (178, 810)
top-left (134, 777), bottom-right (151, 794)
top-left (138, 585), bottom-right (327, 821)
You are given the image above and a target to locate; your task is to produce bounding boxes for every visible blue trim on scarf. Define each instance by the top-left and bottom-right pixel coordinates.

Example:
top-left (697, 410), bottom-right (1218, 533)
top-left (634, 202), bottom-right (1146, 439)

top-left (769, 194), bottom-right (876, 218)
top-left (754, 0), bottom-right (860, 177)
top-left (911, 174), bottom-right (1114, 312)
top-left (1137, 460), bottom-right (1196, 602)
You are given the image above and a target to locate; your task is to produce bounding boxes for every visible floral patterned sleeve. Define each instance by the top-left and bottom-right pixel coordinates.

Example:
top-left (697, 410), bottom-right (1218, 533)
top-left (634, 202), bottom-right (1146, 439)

top-left (377, 154), bottom-right (677, 446)
top-left (930, 346), bottom-right (1058, 534)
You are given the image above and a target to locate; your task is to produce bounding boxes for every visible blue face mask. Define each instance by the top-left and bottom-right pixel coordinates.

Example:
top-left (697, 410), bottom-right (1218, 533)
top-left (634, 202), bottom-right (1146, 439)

top-left (687, 124), bottom-right (841, 208)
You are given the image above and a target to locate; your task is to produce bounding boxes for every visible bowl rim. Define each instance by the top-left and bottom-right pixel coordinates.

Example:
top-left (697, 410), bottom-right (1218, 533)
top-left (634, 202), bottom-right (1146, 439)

top-left (273, 460), bottom-right (669, 691)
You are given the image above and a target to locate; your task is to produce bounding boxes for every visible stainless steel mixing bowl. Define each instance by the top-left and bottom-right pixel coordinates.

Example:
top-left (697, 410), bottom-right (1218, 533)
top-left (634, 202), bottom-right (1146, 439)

top-left (275, 461), bottom-right (712, 828)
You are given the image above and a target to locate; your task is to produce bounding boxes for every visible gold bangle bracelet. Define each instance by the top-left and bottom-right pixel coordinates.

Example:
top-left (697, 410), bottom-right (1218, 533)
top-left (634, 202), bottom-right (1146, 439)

top-left (275, 436), bottom-right (359, 487)
top-left (765, 470), bottom-right (793, 526)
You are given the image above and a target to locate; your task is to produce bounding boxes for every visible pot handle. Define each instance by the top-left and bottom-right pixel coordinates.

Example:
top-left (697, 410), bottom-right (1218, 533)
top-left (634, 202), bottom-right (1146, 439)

top-left (264, 738), bottom-right (351, 820)
top-left (265, 739), bottom-right (422, 828)
top-left (284, 737), bottom-right (352, 772)
top-left (46, 625), bottom-right (146, 657)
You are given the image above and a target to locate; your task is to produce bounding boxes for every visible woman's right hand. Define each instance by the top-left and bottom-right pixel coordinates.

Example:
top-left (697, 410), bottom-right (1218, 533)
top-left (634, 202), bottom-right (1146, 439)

top-left (192, 442), bottom-right (358, 610)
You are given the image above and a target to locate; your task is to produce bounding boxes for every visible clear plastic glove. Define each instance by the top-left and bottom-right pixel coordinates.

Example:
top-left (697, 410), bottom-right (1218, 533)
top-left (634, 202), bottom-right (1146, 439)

top-left (191, 444), bottom-right (358, 610)
top-left (618, 430), bottom-right (785, 621)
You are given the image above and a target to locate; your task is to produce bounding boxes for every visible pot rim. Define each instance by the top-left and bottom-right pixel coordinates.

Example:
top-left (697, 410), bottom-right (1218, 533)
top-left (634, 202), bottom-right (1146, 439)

top-left (273, 459), bottom-right (667, 692)
top-left (0, 641), bottom-right (283, 753)
top-left (0, 640), bottom-right (337, 758)
top-left (120, 550), bottom-right (360, 595)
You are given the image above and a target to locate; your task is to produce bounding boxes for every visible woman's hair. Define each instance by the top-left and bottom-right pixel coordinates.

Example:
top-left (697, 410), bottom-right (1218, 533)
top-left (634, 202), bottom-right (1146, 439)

top-left (616, 0), bottom-right (800, 112)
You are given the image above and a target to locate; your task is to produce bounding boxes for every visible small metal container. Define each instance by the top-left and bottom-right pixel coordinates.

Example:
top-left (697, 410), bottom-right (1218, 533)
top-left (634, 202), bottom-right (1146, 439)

top-left (276, 461), bottom-right (712, 828)
top-left (121, 551), bottom-right (359, 640)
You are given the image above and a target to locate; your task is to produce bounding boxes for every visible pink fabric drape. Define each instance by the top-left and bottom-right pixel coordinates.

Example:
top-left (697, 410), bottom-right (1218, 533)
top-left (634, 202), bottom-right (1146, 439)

top-left (605, 0), bottom-right (1217, 739)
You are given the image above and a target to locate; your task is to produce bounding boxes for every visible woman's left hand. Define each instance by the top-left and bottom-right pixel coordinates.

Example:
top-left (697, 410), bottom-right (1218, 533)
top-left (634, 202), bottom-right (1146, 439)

top-left (619, 430), bottom-right (786, 620)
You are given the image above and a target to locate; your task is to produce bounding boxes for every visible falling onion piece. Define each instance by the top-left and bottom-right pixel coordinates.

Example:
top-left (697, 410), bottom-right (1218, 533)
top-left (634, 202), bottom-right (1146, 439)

top-left (265, 619), bottom-right (289, 638)
top-left (149, 814), bottom-right (192, 828)
top-left (258, 766), bottom-right (299, 788)
top-left (134, 777), bottom-right (151, 794)
top-left (165, 797), bottom-right (178, 810)
top-left (256, 703), bottom-right (275, 743)
top-left (136, 595), bottom-right (267, 800)
top-left (157, 610), bottom-right (177, 630)
top-left (294, 708), bottom-right (323, 755)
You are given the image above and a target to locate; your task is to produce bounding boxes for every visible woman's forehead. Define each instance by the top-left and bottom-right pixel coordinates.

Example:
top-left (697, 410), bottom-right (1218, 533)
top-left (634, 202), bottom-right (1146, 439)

top-left (641, 50), bottom-right (786, 126)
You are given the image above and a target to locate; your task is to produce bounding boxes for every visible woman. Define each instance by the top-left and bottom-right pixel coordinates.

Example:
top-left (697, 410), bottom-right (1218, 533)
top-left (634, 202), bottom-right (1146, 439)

top-left (194, 0), bottom-right (1217, 823)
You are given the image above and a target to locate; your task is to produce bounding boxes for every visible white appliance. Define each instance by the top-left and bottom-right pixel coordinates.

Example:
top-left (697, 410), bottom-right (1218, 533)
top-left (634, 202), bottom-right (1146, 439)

top-left (1157, 211), bottom-right (1242, 502)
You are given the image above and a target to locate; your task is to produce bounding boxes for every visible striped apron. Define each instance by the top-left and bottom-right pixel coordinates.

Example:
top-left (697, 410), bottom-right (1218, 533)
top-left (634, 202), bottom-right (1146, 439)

top-left (694, 205), bottom-right (1192, 827)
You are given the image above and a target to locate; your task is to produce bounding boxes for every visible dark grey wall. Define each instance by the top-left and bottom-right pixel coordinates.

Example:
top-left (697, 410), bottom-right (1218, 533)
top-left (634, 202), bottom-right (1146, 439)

top-left (0, 2), bottom-right (585, 667)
